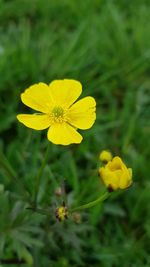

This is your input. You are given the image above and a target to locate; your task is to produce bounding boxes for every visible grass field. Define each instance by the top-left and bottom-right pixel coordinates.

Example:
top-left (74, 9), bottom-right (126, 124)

top-left (0, 0), bottom-right (150, 266)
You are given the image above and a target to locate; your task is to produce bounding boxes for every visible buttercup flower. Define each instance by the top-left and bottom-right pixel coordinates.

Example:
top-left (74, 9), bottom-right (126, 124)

top-left (99, 150), bottom-right (112, 163)
top-left (17, 79), bottom-right (96, 145)
top-left (99, 156), bottom-right (132, 191)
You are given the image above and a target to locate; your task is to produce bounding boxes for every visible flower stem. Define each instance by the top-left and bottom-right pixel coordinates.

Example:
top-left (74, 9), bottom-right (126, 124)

top-left (70, 191), bottom-right (110, 213)
top-left (33, 144), bottom-right (50, 207)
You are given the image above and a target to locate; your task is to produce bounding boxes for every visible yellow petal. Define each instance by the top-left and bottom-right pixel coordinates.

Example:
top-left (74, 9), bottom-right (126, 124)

top-left (119, 168), bottom-right (132, 189)
top-left (99, 167), bottom-right (119, 190)
top-left (17, 114), bottom-right (51, 130)
top-left (21, 83), bottom-right (54, 113)
top-left (47, 122), bottom-right (83, 145)
top-left (119, 172), bottom-right (130, 189)
top-left (107, 156), bottom-right (122, 171)
top-left (128, 168), bottom-right (132, 179)
top-left (49, 79), bottom-right (82, 108)
top-left (68, 97), bottom-right (96, 129)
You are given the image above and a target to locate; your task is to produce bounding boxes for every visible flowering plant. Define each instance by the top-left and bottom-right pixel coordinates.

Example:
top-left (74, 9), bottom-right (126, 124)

top-left (16, 79), bottom-right (132, 221)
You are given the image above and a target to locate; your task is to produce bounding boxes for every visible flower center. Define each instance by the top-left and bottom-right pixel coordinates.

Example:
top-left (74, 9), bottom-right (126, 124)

top-left (51, 106), bottom-right (66, 123)
top-left (52, 106), bottom-right (64, 117)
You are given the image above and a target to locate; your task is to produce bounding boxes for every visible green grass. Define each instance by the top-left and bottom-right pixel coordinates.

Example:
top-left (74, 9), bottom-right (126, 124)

top-left (0, 0), bottom-right (150, 266)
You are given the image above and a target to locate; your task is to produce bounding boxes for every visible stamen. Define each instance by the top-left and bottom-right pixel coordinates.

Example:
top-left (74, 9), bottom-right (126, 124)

top-left (51, 106), bottom-right (67, 123)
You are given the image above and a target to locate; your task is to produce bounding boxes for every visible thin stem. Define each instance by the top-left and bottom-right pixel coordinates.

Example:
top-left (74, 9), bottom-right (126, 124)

top-left (33, 144), bottom-right (50, 206)
top-left (70, 191), bottom-right (110, 213)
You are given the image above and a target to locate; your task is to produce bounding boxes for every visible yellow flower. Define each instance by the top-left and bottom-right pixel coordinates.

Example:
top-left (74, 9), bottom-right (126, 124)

top-left (99, 150), bottom-right (112, 163)
top-left (99, 156), bottom-right (132, 191)
top-left (17, 79), bottom-right (96, 145)
top-left (55, 206), bottom-right (68, 221)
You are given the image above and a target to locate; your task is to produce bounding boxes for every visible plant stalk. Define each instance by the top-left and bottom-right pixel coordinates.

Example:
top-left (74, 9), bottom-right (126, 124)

top-left (70, 191), bottom-right (110, 213)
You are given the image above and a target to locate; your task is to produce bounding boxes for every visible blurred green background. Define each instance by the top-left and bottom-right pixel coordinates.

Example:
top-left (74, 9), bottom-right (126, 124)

top-left (0, 0), bottom-right (150, 266)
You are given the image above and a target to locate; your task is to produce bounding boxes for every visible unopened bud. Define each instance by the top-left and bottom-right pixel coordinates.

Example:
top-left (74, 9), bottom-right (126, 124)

top-left (99, 150), bottom-right (112, 163)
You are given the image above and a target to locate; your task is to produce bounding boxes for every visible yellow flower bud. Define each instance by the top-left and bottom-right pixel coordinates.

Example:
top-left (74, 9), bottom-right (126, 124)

top-left (99, 156), bottom-right (132, 191)
top-left (99, 150), bottom-right (112, 163)
top-left (55, 206), bottom-right (68, 221)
